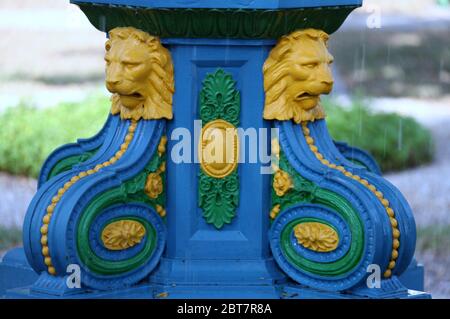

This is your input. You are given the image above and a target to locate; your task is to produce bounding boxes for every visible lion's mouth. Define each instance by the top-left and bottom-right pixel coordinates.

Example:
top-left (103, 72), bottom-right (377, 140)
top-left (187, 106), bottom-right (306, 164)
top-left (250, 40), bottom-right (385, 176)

top-left (295, 92), bottom-right (318, 101)
top-left (120, 92), bottom-right (144, 99)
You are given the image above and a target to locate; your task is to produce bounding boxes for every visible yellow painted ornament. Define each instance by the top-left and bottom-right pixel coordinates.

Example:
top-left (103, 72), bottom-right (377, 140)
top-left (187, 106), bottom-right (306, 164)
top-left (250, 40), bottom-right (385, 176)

top-left (105, 27), bottom-right (174, 120)
top-left (145, 172), bottom-right (164, 199)
top-left (101, 220), bottom-right (146, 251)
top-left (273, 170), bottom-right (293, 197)
top-left (263, 29), bottom-right (334, 123)
top-left (199, 119), bottom-right (239, 179)
top-left (294, 222), bottom-right (339, 252)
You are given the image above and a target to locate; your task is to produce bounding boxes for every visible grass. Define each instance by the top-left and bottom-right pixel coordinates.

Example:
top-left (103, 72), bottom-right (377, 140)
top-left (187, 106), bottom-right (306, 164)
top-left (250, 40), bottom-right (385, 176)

top-left (324, 98), bottom-right (434, 172)
top-left (0, 95), bottom-right (110, 178)
top-left (0, 226), bottom-right (22, 252)
top-left (0, 95), bottom-right (434, 177)
top-left (417, 224), bottom-right (450, 255)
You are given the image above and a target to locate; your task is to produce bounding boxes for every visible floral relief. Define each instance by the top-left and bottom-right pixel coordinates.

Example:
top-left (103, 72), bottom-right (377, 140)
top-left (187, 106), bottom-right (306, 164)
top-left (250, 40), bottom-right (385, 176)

top-left (294, 222), bottom-right (339, 252)
top-left (273, 170), bottom-right (293, 197)
top-left (101, 220), bottom-right (146, 251)
top-left (145, 172), bottom-right (163, 199)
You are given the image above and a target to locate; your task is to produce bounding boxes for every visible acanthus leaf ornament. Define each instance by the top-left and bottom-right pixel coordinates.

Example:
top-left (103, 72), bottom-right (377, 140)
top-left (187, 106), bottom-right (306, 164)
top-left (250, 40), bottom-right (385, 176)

top-left (198, 69), bottom-right (240, 229)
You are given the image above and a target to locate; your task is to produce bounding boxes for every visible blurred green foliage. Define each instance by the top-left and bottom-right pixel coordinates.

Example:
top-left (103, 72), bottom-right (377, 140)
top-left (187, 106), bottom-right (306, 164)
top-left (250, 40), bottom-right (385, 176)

top-left (417, 224), bottom-right (450, 255)
top-left (0, 95), bottom-right (434, 178)
top-left (324, 98), bottom-right (434, 172)
top-left (0, 95), bottom-right (110, 178)
top-left (0, 226), bottom-right (22, 251)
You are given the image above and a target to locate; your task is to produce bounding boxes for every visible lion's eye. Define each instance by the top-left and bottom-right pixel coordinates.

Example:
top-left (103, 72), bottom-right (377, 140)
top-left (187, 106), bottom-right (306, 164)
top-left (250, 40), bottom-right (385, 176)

top-left (123, 61), bottom-right (139, 68)
top-left (303, 63), bottom-right (318, 69)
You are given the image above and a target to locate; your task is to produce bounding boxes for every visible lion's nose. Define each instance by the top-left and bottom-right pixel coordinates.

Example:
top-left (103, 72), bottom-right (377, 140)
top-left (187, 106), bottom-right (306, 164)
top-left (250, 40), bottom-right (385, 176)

top-left (106, 74), bottom-right (122, 91)
top-left (106, 63), bottom-right (122, 88)
top-left (323, 81), bottom-right (334, 92)
top-left (320, 72), bottom-right (334, 92)
top-left (106, 79), bottom-right (120, 86)
top-left (318, 65), bottom-right (334, 87)
top-left (319, 78), bottom-right (334, 95)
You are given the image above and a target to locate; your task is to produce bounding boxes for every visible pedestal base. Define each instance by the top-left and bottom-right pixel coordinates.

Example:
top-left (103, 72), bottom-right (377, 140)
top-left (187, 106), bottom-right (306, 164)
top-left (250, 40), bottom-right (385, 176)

top-left (1, 248), bottom-right (431, 299)
top-left (4, 282), bottom-right (431, 299)
top-left (149, 258), bottom-right (286, 286)
top-left (0, 248), bottom-right (38, 296)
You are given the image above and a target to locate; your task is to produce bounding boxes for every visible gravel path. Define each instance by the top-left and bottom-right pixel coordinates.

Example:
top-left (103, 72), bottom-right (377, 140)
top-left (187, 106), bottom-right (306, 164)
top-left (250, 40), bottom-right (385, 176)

top-left (0, 173), bottom-right (35, 228)
top-left (386, 118), bottom-right (450, 227)
top-left (384, 110), bottom-right (450, 299)
top-left (416, 252), bottom-right (450, 299)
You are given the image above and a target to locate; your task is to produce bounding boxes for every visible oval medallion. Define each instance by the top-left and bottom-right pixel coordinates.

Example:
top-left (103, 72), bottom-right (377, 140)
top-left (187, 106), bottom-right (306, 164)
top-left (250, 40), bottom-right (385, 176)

top-left (199, 119), bottom-right (239, 179)
top-left (294, 222), bottom-right (339, 252)
top-left (101, 220), bottom-right (146, 251)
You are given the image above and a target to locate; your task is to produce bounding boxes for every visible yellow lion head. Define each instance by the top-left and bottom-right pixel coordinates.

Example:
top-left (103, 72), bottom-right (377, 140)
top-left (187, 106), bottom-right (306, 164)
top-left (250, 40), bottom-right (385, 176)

top-left (105, 27), bottom-right (174, 121)
top-left (263, 29), bottom-right (334, 123)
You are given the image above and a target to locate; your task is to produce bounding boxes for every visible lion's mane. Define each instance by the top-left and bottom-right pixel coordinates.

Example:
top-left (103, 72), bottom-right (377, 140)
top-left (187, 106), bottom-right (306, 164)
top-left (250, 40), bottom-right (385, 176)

top-left (263, 29), bottom-right (329, 123)
top-left (107, 27), bottom-right (174, 120)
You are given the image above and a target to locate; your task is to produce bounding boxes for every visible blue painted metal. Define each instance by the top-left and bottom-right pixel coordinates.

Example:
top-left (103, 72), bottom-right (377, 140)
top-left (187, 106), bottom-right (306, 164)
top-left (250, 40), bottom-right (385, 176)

top-left (149, 38), bottom-right (287, 288)
top-left (399, 258), bottom-right (426, 292)
top-left (0, 247), bottom-right (429, 299)
top-left (0, 250), bottom-right (427, 298)
top-left (307, 120), bottom-right (417, 276)
top-left (22, 116), bottom-right (167, 292)
top-left (88, 206), bottom-right (149, 261)
top-left (270, 204), bottom-right (363, 290)
top-left (71, 0), bottom-right (363, 9)
top-left (0, 0), bottom-right (429, 299)
top-left (288, 214), bottom-right (351, 264)
top-left (333, 140), bottom-right (382, 175)
top-left (71, 203), bottom-right (166, 290)
top-left (1, 36), bottom-right (428, 299)
top-left (351, 276), bottom-right (411, 298)
top-left (282, 283), bottom-right (430, 299)
top-left (30, 273), bottom-right (85, 297)
top-left (0, 248), bottom-right (38, 296)
top-left (270, 119), bottom-right (418, 296)
top-left (331, 130), bottom-right (408, 292)
top-left (38, 114), bottom-right (114, 188)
